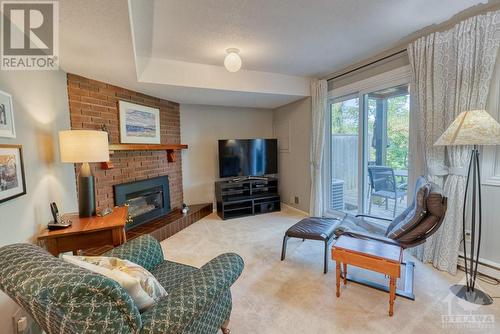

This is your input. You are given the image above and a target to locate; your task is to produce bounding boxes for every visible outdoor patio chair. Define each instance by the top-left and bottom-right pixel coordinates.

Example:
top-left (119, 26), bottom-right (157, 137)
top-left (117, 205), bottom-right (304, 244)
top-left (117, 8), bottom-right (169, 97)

top-left (367, 166), bottom-right (407, 217)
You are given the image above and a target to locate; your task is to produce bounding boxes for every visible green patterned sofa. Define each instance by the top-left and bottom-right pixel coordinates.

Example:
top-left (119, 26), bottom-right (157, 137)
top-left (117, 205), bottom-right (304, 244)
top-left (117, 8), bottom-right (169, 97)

top-left (0, 235), bottom-right (244, 334)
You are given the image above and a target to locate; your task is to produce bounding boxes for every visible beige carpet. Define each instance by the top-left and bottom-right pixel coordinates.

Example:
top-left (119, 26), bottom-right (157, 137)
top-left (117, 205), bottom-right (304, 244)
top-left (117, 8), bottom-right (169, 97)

top-left (160, 207), bottom-right (500, 334)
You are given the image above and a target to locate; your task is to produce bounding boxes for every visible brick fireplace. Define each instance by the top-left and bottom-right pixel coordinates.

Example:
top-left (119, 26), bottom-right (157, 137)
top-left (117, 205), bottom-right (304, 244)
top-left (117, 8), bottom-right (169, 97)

top-left (66, 74), bottom-right (183, 212)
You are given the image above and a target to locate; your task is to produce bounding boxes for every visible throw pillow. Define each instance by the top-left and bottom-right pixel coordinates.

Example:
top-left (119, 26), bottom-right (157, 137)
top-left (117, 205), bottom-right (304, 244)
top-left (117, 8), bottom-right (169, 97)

top-left (62, 255), bottom-right (167, 311)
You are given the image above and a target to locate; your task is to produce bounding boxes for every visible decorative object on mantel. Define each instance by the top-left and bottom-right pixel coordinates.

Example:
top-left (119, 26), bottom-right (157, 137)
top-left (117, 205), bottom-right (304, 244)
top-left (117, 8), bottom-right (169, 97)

top-left (59, 130), bottom-right (110, 217)
top-left (435, 109), bottom-right (500, 306)
top-left (0, 144), bottom-right (26, 203)
top-left (0, 90), bottom-right (15, 138)
top-left (119, 100), bottom-right (161, 144)
top-left (182, 203), bottom-right (189, 214)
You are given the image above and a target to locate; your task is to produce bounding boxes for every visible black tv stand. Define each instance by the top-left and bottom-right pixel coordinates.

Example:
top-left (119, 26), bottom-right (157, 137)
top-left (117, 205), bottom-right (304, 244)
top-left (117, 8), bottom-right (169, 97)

top-left (229, 175), bottom-right (270, 182)
top-left (215, 177), bottom-right (280, 220)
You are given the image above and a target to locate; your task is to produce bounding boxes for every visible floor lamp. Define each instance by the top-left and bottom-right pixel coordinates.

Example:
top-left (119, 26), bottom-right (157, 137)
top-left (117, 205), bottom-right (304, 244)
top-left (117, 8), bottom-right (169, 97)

top-left (435, 109), bottom-right (500, 305)
top-left (59, 130), bottom-right (109, 217)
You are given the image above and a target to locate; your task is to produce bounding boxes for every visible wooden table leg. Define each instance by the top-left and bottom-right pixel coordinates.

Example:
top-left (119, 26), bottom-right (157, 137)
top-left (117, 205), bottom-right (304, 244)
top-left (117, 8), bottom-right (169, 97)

top-left (389, 276), bottom-right (396, 316)
top-left (121, 227), bottom-right (127, 244)
top-left (336, 262), bottom-right (341, 297)
top-left (112, 227), bottom-right (125, 247)
top-left (343, 263), bottom-right (347, 285)
top-left (45, 239), bottom-right (59, 257)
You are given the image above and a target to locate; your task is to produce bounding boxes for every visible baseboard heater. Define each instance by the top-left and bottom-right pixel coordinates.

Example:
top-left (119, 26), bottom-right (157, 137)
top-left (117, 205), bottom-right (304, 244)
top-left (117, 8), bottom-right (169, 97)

top-left (457, 254), bottom-right (500, 281)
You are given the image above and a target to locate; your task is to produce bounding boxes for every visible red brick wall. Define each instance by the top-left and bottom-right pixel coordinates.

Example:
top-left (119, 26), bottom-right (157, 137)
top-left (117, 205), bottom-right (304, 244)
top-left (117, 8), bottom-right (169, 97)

top-left (66, 74), bottom-right (183, 211)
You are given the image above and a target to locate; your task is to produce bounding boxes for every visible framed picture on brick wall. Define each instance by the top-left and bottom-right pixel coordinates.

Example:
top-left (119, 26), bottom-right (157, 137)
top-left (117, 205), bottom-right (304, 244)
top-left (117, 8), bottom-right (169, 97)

top-left (0, 90), bottom-right (16, 138)
top-left (119, 100), bottom-right (161, 144)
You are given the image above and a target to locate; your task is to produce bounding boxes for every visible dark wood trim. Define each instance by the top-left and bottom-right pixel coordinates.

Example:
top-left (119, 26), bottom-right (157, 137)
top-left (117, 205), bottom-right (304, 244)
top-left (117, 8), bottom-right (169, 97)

top-left (0, 144), bottom-right (26, 204)
top-left (102, 144), bottom-right (188, 168)
top-left (109, 144), bottom-right (188, 151)
top-left (327, 49), bottom-right (406, 82)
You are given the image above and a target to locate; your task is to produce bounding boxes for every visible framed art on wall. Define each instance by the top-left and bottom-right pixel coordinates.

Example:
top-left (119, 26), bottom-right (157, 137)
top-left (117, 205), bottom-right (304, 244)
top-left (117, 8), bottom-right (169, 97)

top-left (118, 100), bottom-right (161, 144)
top-left (0, 90), bottom-right (15, 138)
top-left (0, 145), bottom-right (26, 204)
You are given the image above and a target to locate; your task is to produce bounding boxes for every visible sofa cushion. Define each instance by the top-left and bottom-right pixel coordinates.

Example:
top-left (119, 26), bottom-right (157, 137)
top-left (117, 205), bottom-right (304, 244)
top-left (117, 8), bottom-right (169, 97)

top-left (285, 217), bottom-right (339, 241)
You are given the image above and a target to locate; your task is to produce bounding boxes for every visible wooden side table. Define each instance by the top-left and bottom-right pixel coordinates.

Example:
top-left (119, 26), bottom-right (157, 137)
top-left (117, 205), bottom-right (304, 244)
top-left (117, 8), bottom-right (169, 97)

top-left (332, 235), bottom-right (402, 316)
top-left (37, 207), bottom-right (128, 257)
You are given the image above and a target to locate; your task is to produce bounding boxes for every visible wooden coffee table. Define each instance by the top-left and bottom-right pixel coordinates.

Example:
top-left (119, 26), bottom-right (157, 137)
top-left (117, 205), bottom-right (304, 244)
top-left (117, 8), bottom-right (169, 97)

top-left (37, 206), bottom-right (128, 256)
top-left (332, 235), bottom-right (402, 316)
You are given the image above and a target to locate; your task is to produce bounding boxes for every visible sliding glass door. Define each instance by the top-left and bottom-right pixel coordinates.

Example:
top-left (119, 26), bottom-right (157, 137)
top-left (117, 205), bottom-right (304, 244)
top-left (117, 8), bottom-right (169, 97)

top-left (326, 78), bottom-right (410, 221)
top-left (364, 84), bottom-right (410, 218)
top-left (329, 95), bottom-right (360, 213)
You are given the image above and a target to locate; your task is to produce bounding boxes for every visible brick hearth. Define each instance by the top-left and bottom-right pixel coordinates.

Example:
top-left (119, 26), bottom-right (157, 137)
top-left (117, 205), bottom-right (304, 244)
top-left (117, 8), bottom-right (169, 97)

top-left (66, 74), bottom-right (183, 211)
top-left (81, 203), bottom-right (213, 256)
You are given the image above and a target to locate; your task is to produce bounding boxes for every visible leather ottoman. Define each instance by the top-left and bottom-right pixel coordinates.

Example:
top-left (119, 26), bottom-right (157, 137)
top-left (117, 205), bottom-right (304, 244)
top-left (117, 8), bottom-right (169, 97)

top-left (280, 217), bottom-right (339, 273)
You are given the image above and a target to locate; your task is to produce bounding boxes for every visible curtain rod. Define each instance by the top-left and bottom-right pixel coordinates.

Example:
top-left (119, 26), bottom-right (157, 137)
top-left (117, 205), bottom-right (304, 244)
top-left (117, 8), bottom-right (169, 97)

top-left (327, 48), bottom-right (407, 82)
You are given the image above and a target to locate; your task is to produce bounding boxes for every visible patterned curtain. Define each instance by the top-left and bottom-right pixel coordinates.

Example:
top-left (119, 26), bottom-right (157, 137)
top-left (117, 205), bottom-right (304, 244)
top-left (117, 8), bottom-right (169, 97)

top-left (310, 79), bottom-right (327, 216)
top-left (407, 10), bottom-right (500, 274)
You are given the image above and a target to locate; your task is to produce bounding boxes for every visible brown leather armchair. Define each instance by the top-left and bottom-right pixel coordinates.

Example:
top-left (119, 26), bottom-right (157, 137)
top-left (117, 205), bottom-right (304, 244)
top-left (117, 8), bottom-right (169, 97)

top-left (334, 176), bottom-right (448, 299)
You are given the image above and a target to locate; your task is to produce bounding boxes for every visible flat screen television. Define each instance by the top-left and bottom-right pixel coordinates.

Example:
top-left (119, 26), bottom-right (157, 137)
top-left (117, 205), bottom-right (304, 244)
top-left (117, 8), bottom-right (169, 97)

top-left (218, 138), bottom-right (278, 178)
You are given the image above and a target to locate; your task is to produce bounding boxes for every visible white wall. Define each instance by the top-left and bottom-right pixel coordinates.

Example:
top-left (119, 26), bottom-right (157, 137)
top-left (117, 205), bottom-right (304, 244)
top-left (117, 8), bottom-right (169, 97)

top-left (180, 104), bottom-right (274, 205)
top-left (273, 98), bottom-right (312, 213)
top-left (479, 53), bottom-right (500, 269)
top-left (0, 70), bottom-right (78, 332)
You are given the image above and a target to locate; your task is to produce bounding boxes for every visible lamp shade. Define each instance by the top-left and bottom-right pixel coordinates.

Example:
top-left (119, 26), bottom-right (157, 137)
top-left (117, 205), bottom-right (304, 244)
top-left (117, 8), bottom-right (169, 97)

top-left (434, 110), bottom-right (500, 146)
top-left (59, 130), bottom-right (109, 163)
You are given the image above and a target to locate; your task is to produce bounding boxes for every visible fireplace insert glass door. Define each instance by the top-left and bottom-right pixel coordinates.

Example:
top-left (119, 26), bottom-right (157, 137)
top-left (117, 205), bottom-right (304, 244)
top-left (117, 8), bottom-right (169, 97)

top-left (127, 186), bottom-right (164, 219)
top-left (114, 175), bottom-right (171, 230)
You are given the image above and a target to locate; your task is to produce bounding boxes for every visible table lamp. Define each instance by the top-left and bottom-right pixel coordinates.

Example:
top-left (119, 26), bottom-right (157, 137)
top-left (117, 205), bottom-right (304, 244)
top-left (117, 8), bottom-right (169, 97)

top-left (59, 130), bottom-right (109, 217)
top-left (435, 109), bottom-right (500, 305)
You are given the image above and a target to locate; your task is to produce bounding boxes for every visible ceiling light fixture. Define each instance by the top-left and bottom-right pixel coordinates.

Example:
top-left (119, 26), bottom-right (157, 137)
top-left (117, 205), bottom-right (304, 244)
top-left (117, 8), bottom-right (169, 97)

top-left (224, 48), bottom-right (242, 72)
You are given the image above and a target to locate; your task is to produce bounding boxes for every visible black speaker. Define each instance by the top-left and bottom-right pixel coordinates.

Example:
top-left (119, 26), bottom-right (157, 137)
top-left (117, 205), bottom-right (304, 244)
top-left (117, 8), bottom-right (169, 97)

top-left (259, 202), bottom-right (278, 213)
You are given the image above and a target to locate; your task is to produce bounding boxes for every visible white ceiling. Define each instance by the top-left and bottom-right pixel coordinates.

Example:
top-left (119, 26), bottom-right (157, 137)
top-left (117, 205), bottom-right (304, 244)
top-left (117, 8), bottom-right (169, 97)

top-left (60, 0), bottom-right (486, 108)
top-left (150, 0), bottom-right (486, 77)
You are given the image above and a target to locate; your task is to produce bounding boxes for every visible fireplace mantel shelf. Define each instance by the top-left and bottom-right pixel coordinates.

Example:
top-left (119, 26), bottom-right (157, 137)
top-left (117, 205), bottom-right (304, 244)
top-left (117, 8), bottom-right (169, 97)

top-left (109, 144), bottom-right (188, 152)
top-left (102, 144), bottom-right (188, 169)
